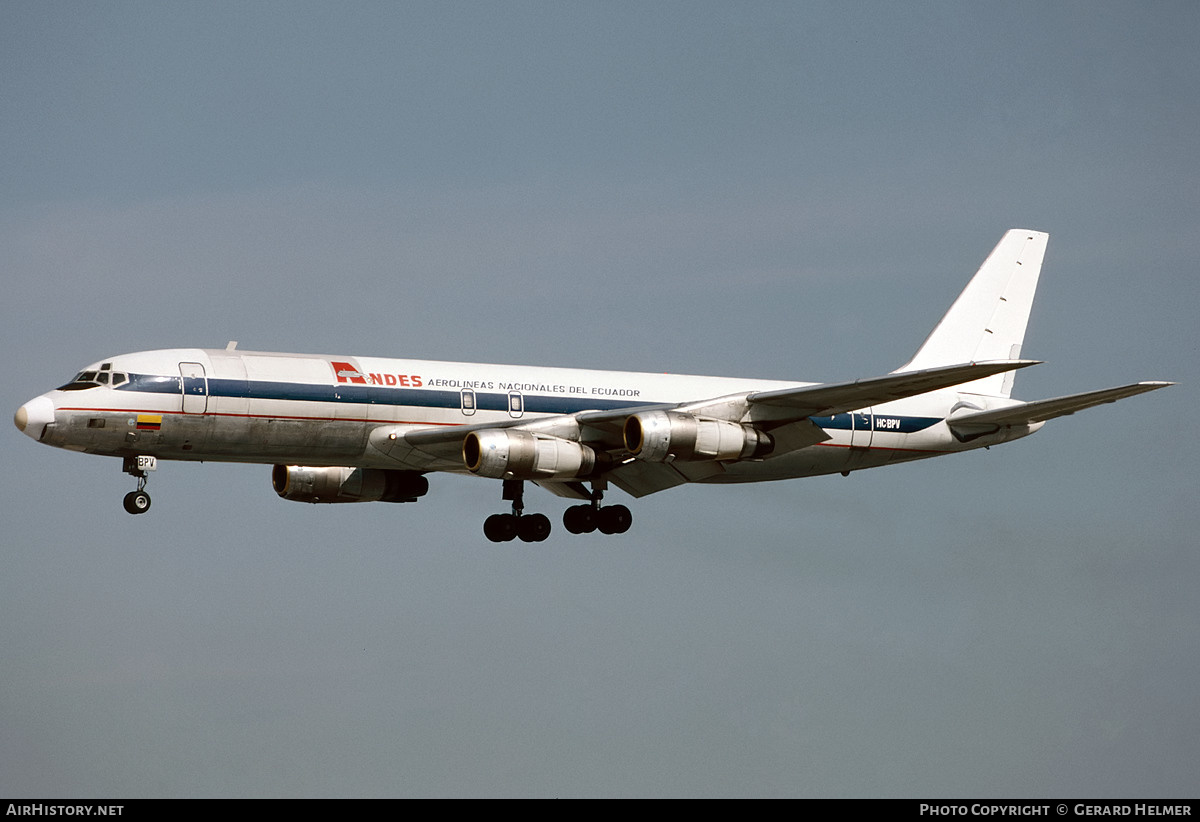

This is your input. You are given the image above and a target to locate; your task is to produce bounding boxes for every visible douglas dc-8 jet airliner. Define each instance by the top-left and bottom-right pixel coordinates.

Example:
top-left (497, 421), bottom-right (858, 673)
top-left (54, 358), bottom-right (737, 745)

top-left (15, 230), bottom-right (1172, 542)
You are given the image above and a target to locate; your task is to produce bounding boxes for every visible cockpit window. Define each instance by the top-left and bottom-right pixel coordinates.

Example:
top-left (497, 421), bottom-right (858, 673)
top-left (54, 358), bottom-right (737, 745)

top-left (57, 368), bottom-right (130, 391)
top-left (57, 375), bottom-right (99, 391)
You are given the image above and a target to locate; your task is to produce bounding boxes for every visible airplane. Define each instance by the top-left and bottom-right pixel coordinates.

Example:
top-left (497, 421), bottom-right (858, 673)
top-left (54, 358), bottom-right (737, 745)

top-left (14, 229), bottom-right (1172, 542)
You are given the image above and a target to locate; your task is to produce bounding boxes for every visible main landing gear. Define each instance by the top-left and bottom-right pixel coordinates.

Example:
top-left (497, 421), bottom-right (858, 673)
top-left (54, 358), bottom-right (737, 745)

top-left (483, 480), bottom-right (551, 543)
top-left (121, 456), bottom-right (153, 515)
top-left (563, 477), bottom-right (632, 536)
top-left (482, 479), bottom-right (633, 542)
top-left (562, 501), bottom-right (632, 535)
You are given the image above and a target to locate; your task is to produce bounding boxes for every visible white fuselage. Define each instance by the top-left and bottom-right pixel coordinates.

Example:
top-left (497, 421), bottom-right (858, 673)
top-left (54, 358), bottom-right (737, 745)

top-left (17, 347), bottom-right (1036, 485)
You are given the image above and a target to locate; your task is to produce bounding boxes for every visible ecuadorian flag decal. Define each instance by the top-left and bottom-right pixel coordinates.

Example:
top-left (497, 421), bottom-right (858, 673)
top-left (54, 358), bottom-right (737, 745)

top-left (136, 414), bottom-right (162, 431)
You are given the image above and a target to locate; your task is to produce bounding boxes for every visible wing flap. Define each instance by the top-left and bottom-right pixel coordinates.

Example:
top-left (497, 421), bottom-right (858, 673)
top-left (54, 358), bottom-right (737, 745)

top-left (606, 459), bottom-right (726, 498)
top-left (762, 418), bottom-right (833, 455)
top-left (533, 480), bottom-right (594, 500)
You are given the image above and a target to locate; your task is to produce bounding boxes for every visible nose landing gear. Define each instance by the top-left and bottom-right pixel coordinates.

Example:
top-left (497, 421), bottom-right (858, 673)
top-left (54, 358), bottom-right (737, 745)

top-left (123, 488), bottom-right (151, 515)
top-left (121, 456), bottom-right (155, 515)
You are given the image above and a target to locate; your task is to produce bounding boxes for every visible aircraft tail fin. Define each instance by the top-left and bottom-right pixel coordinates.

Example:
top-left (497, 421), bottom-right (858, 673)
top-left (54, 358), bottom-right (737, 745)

top-left (896, 229), bottom-right (1049, 398)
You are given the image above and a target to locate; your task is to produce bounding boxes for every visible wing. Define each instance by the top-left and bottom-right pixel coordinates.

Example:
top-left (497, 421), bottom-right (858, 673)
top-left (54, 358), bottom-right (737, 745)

top-left (603, 359), bottom-right (1041, 497)
top-left (742, 359), bottom-right (1041, 417)
top-left (365, 359), bottom-right (1037, 496)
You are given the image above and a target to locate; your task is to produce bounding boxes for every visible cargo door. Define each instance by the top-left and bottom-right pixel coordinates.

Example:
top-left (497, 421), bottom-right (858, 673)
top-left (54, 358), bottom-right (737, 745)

top-left (850, 408), bottom-right (874, 449)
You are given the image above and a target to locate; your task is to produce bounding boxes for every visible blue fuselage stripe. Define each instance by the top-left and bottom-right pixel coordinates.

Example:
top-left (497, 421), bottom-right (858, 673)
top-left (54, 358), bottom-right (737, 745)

top-left (117, 374), bottom-right (942, 431)
top-left (118, 374), bottom-right (645, 415)
top-left (809, 414), bottom-right (941, 434)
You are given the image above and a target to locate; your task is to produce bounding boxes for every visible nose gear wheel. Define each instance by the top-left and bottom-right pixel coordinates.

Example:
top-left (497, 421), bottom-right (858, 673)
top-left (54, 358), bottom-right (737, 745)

top-left (121, 456), bottom-right (153, 515)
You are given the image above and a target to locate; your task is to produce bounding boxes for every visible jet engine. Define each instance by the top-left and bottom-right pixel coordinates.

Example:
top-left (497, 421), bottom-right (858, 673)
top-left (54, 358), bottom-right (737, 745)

top-left (623, 410), bottom-right (772, 462)
top-left (463, 429), bottom-right (596, 480)
top-left (272, 465), bottom-right (429, 503)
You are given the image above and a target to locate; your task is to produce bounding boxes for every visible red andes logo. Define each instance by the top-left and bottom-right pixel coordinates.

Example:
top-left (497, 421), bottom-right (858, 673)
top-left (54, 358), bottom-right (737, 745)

top-left (331, 361), bottom-right (366, 383)
top-left (331, 361), bottom-right (423, 388)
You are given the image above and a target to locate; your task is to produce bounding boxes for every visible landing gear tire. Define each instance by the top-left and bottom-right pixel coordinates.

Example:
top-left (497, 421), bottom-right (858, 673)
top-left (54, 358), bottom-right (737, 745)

top-left (484, 513), bottom-right (519, 543)
top-left (597, 504), bottom-right (632, 535)
top-left (518, 513), bottom-right (552, 543)
top-left (123, 490), bottom-right (151, 515)
top-left (563, 504), bottom-right (598, 534)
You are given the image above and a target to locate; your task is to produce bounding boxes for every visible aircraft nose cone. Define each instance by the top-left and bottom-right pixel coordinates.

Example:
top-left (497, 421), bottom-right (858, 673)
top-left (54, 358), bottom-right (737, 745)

top-left (15, 396), bottom-right (55, 440)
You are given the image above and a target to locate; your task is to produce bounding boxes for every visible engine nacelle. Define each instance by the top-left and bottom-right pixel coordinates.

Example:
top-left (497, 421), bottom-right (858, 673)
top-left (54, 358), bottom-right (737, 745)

top-left (463, 429), bottom-right (596, 480)
top-left (623, 410), bottom-right (773, 462)
top-left (272, 465), bottom-right (429, 503)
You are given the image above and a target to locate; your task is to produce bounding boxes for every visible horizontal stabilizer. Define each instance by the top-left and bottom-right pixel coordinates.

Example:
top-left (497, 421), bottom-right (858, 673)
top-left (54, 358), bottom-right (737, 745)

top-left (747, 359), bottom-right (1041, 417)
top-left (948, 381), bottom-right (1174, 431)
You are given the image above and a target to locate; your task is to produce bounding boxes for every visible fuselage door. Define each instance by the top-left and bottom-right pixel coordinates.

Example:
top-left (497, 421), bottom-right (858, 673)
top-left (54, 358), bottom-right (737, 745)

top-left (180, 362), bottom-right (208, 414)
top-left (850, 408), bottom-right (874, 449)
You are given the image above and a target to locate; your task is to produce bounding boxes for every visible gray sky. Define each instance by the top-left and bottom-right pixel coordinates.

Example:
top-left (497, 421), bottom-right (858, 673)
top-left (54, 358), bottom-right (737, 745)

top-left (2, 1), bottom-right (1197, 798)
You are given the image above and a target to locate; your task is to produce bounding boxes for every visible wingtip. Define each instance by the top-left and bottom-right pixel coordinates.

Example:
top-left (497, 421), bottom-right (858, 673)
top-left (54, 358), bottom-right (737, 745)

top-left (971, 358), bottom-right (1043, 369)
